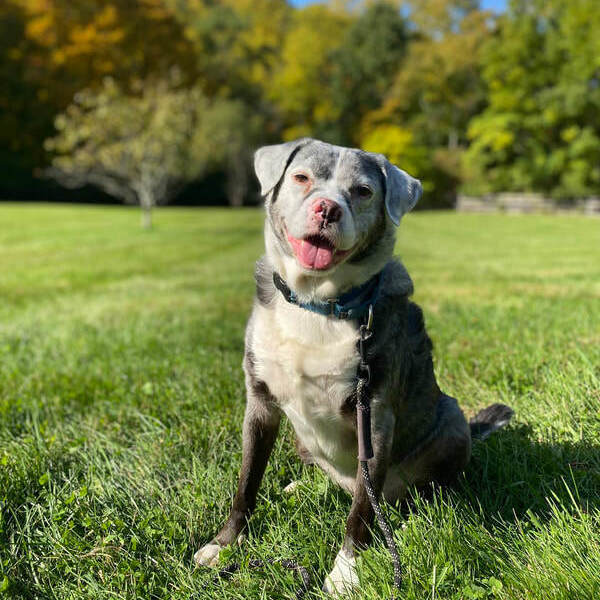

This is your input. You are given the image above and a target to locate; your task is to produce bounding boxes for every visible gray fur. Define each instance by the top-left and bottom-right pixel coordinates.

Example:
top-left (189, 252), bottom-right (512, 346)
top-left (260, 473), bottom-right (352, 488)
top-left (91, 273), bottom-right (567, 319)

top-left (254, 138), bottom-right (310, 196)
top-left (379, 159), bottom-right (422, 226)
top-left (257, 137), bottom-right (421, 226)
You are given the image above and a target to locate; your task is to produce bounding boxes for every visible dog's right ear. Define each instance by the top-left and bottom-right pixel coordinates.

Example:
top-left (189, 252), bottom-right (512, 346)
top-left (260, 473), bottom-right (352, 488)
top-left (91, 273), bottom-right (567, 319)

top-left (254, 138), bottom-right (312, 197)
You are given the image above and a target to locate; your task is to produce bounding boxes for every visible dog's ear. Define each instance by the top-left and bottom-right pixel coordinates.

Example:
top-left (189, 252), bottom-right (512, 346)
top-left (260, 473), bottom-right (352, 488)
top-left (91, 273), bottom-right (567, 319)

top-left (381, 160), bottom-right (422, 226)
top-left (254, 138), bottom-right (312, 197)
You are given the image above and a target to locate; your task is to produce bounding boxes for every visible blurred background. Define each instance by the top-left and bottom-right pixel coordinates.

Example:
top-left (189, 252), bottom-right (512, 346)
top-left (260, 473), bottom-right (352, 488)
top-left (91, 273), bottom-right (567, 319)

top-left (1, 0), bottom-right (600, 220)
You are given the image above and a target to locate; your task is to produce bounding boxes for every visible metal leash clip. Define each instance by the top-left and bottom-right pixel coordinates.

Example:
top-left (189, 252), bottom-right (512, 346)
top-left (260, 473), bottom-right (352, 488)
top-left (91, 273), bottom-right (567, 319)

top-left (356, 304), bottom-right (374, 461)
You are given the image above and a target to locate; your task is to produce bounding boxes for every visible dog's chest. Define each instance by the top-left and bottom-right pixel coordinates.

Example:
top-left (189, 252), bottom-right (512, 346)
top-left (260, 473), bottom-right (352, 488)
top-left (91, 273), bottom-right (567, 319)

top-left (252, 303), bottom-right (360, 477)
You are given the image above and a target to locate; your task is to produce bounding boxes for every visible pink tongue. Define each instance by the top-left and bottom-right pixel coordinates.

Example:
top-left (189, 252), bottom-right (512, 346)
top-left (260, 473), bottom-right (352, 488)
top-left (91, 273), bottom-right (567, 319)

top-left (298, 238), bottom-right (335, 270)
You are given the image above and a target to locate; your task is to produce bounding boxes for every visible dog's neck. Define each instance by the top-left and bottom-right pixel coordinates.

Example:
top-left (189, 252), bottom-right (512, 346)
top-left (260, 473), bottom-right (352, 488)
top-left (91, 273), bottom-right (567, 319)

top-left (264, 221), bottom-right (394, 303)
top-left (272, 269), bottom-right (383, 321)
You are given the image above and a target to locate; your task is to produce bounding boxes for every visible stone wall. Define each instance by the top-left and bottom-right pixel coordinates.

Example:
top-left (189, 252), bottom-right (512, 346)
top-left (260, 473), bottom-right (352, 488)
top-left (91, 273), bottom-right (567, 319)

top-left (456, 193), bottom-right (600, 215)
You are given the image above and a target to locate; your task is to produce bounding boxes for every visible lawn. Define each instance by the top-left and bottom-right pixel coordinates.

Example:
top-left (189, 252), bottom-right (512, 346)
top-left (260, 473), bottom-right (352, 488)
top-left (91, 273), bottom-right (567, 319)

top-left (1, 203), bottom-right (599, 600)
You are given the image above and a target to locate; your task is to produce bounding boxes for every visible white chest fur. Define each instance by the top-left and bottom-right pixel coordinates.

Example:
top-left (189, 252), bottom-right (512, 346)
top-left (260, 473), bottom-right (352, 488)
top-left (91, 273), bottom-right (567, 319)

top-left (251, 298), bottom-right (360, 489)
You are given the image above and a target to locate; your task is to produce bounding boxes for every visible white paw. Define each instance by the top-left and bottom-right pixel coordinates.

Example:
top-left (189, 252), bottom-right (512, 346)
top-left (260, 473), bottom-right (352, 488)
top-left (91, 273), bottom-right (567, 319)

top-left (193, 543), bottom-right (222, 567)
top-left (283, 480), bottom-right (301, 494)
top-left (323, 550), bottom-right (359, 596)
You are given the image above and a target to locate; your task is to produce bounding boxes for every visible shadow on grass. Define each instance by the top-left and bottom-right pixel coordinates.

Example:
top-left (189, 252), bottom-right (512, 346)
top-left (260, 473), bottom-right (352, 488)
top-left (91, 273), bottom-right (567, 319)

top-left (458, 424), bottom-right (600, 521)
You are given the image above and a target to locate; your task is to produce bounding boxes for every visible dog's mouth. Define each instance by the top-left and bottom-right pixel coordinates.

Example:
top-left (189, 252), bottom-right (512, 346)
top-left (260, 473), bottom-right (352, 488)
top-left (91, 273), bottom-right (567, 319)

top-left (286, 231), bottom-right (352, 271)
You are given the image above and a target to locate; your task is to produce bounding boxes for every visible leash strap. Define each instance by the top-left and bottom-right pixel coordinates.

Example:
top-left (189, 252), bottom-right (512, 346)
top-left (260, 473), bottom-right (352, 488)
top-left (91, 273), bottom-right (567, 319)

top-left (357, 305), bottom-right (403, 599)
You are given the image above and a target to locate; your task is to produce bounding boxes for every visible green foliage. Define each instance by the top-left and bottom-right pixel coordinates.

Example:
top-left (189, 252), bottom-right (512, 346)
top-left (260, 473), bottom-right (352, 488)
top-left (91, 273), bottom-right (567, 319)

top-left (1, 204), bottom-right (599, 598)
top-left (326, 2), bottom-right (409, 144)
top-left (268, 5), bottom-right (349, 141)
top-left (45, 77), bottom-right (254, 223)
top-left (463, 0), bottom-right (600, 198)
top-left (365, 1), bottom-right (490, 205)
top-left (167, 0), bottom-right (291, 101)
top-left (4, 0), bottom-right (600, 204)
top-left (0, 0), bottom-right (196, 193)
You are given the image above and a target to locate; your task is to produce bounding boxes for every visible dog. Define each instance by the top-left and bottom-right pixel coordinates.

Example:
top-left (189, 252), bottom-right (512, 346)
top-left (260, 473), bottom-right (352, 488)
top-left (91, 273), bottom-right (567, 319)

top-left (194, 138), bottom-right (513, 595)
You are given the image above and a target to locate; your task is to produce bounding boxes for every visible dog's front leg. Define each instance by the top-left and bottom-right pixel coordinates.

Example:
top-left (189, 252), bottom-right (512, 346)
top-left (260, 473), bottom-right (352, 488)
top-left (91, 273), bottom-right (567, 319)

top-left (324, 405), bottom-right (394, 596)
top-left (194, 387), bottom-right (281, 567)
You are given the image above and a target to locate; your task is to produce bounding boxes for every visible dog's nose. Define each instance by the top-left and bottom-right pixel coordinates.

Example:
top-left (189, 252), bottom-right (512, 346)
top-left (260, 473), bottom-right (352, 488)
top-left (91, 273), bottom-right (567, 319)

top-left (313, 198), bottom-right (342, 224)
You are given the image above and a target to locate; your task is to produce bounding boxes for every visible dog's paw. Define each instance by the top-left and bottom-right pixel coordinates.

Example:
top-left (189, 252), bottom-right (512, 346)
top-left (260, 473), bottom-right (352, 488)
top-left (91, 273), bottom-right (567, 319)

top-left (323, 550), bottom-right (359, 596)
top-left (193, 542), bottom-right (222, 567)
top-left (283, 480), bottom-right (301, 494)
top-left (194, 534), bottom-right (246, 568)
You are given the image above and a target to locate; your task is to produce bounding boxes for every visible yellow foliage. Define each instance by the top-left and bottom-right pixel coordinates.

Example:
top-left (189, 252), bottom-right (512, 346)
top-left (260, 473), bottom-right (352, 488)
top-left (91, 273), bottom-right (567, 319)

top-left (25, 13), bottom-right (55, 46)
top-left (51, 49), bottom-right (66, 65)
top-left (491, 131), bottom-right (514, 152)
top-left (362, 124), bottom-right (415, 165)
top-left (66, 6), bottom-right (123, 59)
top-left (283, 124), bottom-right (314, 141)
top-left (96, 5), bottom-right (118, 28)
top-left (138, 0), bottom-right (170, 19)
top-left (270, 5), bottom-right (348, 123)
top-left (561, 126), bottom-right (579, 143)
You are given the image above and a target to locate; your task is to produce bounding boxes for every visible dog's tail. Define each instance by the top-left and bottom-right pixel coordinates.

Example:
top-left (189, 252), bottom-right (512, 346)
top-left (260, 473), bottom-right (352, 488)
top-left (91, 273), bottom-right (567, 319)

top-left (469, 403), bottom-right (514, 441)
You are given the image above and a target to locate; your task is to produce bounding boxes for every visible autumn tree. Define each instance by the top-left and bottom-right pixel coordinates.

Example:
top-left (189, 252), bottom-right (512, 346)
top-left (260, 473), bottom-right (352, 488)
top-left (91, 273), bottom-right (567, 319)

top-left (45, 78), bottom-right (249, 227)
top-left (327, 1), bottom-right (409, 145)
top-left (362, 0), bottom-right (492, 205)
top-left (166, 0), bottom-right (290, 101)
top-left (0, 0), bottom-right (196, 195)
top-left (268, 4), bottom-right (349, 140)
top-left (0, 0), bottom-right (45, 188)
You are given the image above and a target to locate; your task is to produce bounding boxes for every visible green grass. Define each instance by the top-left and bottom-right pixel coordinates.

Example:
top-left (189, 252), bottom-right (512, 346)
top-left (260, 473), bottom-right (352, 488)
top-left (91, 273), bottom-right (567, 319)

top-left (1, 203), bottom-right (599, 600)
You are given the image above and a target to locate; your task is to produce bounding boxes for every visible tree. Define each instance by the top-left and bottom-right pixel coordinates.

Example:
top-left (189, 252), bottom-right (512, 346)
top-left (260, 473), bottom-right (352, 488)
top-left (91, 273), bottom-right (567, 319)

top-left (362, 1), bottom-right (492, 205)
top-left (45, 77), bottom-right (248, 227)
top-left (463, 0), bottom-right (600, 198)
top-left (0, 0), bottom-right (45, 187)
top-left (1, 0), bottom-right (197, 196)
top-left (327, 1), bottom-right (409, 145)
top-left (166, 0), bottom-right (290, 98)
top-left (268, 4), bottom-right (349, 140)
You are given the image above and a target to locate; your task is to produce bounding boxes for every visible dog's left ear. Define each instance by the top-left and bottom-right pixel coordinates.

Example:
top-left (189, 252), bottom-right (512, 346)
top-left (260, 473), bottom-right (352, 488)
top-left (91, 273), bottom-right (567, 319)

top-left (254, 138), bottom-right (312, 197)
top-left (381, 161), bottom-right (422, 226)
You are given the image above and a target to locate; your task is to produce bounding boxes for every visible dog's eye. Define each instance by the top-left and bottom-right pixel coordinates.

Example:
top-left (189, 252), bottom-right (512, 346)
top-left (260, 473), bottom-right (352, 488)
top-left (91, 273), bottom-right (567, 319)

top-left (355, 185), bottom-right (372, 198)
top-left (293, 173), bottom-right (309, 183)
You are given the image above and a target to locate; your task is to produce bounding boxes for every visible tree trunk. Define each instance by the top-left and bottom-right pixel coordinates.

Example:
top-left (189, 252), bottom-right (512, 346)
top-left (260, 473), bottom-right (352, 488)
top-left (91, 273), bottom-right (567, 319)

top-left (227, 153), bottom-right (248, 207)
top-left (141, 205), bottom-right (152, 229)
top-left (139, 189), bottom-right (154, 229)
top-left (448, 128), bottom-right (458, 150)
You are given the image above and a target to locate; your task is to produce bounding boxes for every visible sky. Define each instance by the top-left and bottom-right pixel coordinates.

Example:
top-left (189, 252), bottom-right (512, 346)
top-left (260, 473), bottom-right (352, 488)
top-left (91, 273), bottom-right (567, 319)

top-left (479, 0), bottom-right (507, 10)
top-left (290, 0), bottom-right (508, 11)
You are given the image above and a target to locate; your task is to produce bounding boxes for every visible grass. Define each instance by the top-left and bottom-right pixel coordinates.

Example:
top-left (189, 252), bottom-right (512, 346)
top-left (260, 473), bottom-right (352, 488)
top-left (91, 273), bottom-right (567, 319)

top-left (0, 203), bottom-right (599, 600)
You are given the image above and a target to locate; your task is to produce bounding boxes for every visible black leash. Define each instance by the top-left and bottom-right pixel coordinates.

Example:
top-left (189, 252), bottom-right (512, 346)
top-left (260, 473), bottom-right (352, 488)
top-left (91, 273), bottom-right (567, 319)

top-left (211, 303), bottom-right (402, 598)
top-left (357, 305), bottom-right (403, 599)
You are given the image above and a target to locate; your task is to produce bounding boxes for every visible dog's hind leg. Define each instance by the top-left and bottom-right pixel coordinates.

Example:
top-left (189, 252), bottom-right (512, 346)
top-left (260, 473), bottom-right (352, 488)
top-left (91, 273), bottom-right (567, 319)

top-left (194, 371), bottom-right (281, 567)
top-left (383, 395), bottom-right (472, 503)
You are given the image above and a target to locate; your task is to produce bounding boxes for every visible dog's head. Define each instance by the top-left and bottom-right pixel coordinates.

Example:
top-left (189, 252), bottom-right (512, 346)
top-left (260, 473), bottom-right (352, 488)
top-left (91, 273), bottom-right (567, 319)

top-left (255, 138), bottom-right (421, 299)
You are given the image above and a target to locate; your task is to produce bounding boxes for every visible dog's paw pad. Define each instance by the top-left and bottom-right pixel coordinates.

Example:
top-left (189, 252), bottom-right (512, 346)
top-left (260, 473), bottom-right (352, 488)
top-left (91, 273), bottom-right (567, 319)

top-left (193, 543), bottom-right (222, 567)
top-left (283, 480), bottom-right (301, 494)
top-left (323, 551), bottom-right (359, 596)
